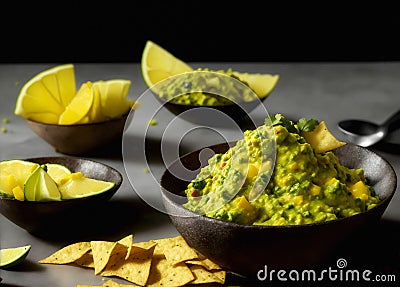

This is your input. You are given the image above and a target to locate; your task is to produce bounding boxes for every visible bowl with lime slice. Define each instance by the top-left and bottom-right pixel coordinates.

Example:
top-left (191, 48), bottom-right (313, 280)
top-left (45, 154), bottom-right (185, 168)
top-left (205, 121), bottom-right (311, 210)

top-left (14, 64), bottom-right (135, 155)
top-left (0, 157), bottom-right (122, 236)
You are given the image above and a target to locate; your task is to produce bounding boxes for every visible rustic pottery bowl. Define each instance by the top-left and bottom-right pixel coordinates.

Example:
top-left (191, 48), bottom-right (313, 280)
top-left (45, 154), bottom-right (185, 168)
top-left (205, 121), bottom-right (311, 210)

top-left (26, 113), bottom-right (129, 155)
top-left (0, 157), bottom-right (122, 236)
top-left (160, 143), bottom-right (397, 277)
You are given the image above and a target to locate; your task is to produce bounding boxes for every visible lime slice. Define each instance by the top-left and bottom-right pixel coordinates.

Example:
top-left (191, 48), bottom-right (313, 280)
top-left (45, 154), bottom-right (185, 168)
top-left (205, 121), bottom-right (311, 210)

top-left (58, 81), bottom-right (94, 125)
top-left (0, 159), bottom-right (39, 200)
top-left (141, 40), bottom-right (193, 90)
top-left (44, 163), bottom-right (72, 184)
top-left (24, 166), bottom-right (62, 201)
top-left (14, 64), bottom-right (76, 124)
top-left (58, 172), bottom-right (115, 199)
top-left (0, 245), bottom-right (31, 269)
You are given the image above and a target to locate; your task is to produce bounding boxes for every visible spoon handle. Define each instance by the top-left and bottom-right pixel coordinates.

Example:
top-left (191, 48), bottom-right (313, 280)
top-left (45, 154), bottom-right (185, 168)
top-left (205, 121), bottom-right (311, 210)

top-left (383, 109), bottom-right (400, 132)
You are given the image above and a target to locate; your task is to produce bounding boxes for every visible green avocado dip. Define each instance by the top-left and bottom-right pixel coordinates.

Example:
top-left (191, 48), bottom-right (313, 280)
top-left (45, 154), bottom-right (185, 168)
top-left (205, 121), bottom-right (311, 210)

top-left (183, 115), bottom-right (380, 226)
top-left (158, 68), bottom-right (257, 106)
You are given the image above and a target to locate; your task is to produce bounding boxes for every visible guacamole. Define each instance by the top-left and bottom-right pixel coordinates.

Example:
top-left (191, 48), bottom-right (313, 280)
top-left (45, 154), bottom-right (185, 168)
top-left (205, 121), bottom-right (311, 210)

top-left (183, 115), bottom-right (380, 226)
top-left (158, 68), bottom-right (257, 106)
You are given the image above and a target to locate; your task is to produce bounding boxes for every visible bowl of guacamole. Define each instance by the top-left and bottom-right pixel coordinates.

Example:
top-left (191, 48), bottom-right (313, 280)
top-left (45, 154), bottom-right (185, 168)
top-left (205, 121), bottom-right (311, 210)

top-left (151, 69), bottom-right (274, 127)
top-left (160, 115), bottom-right (397, 276)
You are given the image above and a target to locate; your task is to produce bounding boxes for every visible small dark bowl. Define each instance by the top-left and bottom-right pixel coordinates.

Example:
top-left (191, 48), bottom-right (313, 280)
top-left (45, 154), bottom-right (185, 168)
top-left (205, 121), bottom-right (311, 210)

top-left (0, 157), bottom-right (122, 236)
top-left (26, 113), bottom-right (129, 155)
top-left (160, 143), bottom-right (397, 277)
top-left (152, 93), bottom-right (268, 128)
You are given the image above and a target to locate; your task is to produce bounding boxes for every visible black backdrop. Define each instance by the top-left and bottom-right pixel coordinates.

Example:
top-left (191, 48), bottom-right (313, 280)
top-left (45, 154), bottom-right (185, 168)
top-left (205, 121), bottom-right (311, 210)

top-left (1, 1), bottom-right (399, 63)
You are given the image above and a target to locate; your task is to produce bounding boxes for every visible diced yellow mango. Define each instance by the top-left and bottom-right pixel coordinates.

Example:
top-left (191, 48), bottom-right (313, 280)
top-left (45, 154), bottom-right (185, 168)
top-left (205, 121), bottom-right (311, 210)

top-left (349, 180), bottom-right (369, 199)
top-left (310, 183), bottom-right (321, 196)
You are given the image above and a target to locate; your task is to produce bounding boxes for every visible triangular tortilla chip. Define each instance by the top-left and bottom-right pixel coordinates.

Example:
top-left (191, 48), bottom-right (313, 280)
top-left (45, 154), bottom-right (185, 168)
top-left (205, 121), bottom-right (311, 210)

top-left (302, 121), bottom-right (346, 153)
top-left (90, 241), bottom-right (118, 275)
top-left (38, 242), bottom-right (91, 264)
top-left (153, 236), bottom-right (198, 265)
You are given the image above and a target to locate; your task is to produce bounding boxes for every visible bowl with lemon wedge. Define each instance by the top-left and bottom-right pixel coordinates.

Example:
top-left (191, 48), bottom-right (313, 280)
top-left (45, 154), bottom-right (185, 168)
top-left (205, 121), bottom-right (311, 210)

top-left (0, 157), bottom-right (122, 236)
top-left (141, 41), bottom-right (280, 127)
top-left (14, 64), bottom-right (135, 155)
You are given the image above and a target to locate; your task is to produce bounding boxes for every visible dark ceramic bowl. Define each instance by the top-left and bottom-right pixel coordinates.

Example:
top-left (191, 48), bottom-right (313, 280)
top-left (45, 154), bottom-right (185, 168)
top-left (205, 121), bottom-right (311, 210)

top-left (160, 143), bottom-right (397, 277)
top-left (0, 157), bottom-right (122, 236)
top-left (26, 113), bottom-right (129, 155)
top-left (153, 94), bottom-right (268, 127)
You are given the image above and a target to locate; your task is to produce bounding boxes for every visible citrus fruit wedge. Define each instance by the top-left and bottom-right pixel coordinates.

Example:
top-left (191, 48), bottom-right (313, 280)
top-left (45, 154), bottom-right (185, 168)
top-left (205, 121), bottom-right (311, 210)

top-left (0, 245), bottom-right (31, 269)
top-left (44, 163), bottom-right (72, 184)
top-left (58, 172), bottom-right (115, 200)
top-left (0, 159), bottom-right (40, 200)
top-left (141, 40), bottom-right (193, 91)
top-left (58, 81), bottom-right (94, 125)
top-left (24, 166), bottom-right (62, 201)
top-left (140, 40), bottom-right (279, 99)
top-left (14, 64), bottom-right (76, 124)
top-left (93, 79), bottom-right (133, 119)
top-left (232, 72), bottom-right (280, 98)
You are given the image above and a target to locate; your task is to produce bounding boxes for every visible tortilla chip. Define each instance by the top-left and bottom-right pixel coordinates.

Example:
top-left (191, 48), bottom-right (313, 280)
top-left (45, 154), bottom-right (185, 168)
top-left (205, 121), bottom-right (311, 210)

top-left (146, 253), bottom-right (195, 287)
top-left (117, 234), bottom-right (134, 260)
top-left (153, 236), bottom-right (198, 265)
top-left (74, 251), bottom-right (94, 268)
top-left (101, 245), bottom-right (155, 286)
top-left (90, 241), bottom-right (118, 275)
top-left (188, 265), bottom-right (226, 284)
top-left (132, 240), bottom-right (157, 250)
top-left (77, 279), bottom-right (135, 287)
top-left (38, 242), bottom-right (91, 264)
top-left (102, 279), bottom-right (136, 287)
top-left (302, 121), bottom-right (346, 153)
top-left (186, 257), bottom-right (222, 271)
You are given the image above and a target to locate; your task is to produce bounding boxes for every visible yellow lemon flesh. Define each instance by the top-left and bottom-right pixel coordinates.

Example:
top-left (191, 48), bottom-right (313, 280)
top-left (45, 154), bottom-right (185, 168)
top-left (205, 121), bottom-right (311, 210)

top-left (14, 64), bottom-right (76, 124)
top-left (44, 163), bottom-right (72, 184)
top-left (141, 40), bottom-right (279, 98)
top-left (0, 245), bottom-right (31, 269)
top-left (24, 166), bottom-right (62, 201)
top-left (58, 172), bottom-right (115, 200)
top-left (93, 79), bottom-right (133, 119)
top-left (141, 40), bottom-right (193, 90)
top-left (58, 81), bottom-right (94, 125)
top-left (0, 160), bottom-right (39, 201)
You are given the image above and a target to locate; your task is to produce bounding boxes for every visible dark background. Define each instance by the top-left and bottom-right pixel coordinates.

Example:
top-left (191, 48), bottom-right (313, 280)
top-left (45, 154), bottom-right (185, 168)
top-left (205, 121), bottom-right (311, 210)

top-left (1, 1), bottom-right (399, 63)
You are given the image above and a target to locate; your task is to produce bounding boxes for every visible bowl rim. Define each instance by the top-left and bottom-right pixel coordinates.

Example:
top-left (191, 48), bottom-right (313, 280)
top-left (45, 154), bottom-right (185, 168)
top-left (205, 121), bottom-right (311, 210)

top-left (25, 112), bottom-right (129, 127)
top-left (160, 142), bottom-right (398, 229)
top-left (0, 156), bottom-right (123, 204)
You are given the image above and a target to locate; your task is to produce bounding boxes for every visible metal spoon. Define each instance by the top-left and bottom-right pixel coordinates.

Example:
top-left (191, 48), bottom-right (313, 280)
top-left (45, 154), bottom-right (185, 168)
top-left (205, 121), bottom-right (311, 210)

top-left (338, 110), bottom-right (400, 147)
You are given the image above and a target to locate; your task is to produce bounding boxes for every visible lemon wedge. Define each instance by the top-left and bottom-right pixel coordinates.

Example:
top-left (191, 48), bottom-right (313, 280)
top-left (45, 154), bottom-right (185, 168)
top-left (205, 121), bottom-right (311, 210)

top-left (14, 64), bottom-right (76, 124)
top-left (0, 159), bottom-right (39, 200)
top-left (141, 40), bottom-right (193, 90)
top-left (93, 79), bottom-right (133, 119)
top-left (58, 81), bottom-right (94, 125)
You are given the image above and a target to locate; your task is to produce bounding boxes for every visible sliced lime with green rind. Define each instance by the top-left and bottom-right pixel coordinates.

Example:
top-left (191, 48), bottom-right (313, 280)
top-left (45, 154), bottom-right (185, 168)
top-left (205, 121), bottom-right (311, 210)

top-left (0, 245), bottom-right (31, 269)
top-left (24, 166), bottom-right (62, 201)
top-left (44, 163), bottom-right (72, 184)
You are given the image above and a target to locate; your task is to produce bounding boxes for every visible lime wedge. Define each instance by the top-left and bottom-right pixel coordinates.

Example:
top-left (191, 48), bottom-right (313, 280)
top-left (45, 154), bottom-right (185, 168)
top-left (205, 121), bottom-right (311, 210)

top-left (0, 245), bottom-right (31, 269)
top-left (44, 163), bottom-right (72, 184)
top-left (24, 166), bottom-right (62, 201)
top-left (58, 172), bottom-right (115, 199)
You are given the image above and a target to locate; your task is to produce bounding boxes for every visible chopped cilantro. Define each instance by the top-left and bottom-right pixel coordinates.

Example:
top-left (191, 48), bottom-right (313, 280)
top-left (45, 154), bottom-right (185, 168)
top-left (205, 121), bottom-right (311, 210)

top-left (297, 118), bottom-right (320, 132)
top-left (267, 114), bottom-right (297, 133)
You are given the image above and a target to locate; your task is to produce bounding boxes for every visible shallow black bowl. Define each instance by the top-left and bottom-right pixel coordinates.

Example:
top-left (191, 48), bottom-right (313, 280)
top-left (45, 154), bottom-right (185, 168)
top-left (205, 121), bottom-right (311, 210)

top-left (160, 143), bottom-right (397, 277)
top-left (0, 157), bottom-right (123, 236)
